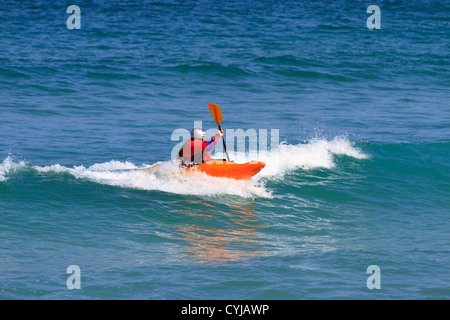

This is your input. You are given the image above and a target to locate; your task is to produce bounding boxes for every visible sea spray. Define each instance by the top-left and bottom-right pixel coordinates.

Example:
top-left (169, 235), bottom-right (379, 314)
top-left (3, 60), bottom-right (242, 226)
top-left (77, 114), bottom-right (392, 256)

top-left (0, 156), bottom-right (27, 182)
top-left (36, 160), bottom-right (271, 198)
top-left (1, 137), bottom-right (367, 198)
top-left (220, 136), bottom-right (368, 178)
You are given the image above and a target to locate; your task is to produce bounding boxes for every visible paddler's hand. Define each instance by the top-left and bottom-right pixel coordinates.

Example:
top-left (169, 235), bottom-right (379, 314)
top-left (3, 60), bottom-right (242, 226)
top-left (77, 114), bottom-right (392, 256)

top-left (217, 129), bottom-right (224, 137)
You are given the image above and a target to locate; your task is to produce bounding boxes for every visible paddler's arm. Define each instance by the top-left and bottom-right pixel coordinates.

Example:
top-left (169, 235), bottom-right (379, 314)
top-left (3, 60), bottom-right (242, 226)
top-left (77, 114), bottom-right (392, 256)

top-left (204, 129), bottom-right (224, 152)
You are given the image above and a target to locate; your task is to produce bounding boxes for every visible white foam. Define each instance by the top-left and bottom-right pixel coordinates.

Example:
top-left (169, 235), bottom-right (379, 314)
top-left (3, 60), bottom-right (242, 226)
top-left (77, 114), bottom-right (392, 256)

top-left (35, 159), bottom-right (270, 198)
top-left (217, 135), bottom-right (368, 178)
top-left (1, 136), bottom-right (368, 197)
top-left (0, 156), bottom-right (27, 182)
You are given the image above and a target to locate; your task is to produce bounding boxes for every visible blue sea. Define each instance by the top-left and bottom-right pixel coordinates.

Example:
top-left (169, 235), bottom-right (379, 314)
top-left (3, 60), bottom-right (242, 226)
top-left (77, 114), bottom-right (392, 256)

top-left (0, 0), bottom-right (449, 299)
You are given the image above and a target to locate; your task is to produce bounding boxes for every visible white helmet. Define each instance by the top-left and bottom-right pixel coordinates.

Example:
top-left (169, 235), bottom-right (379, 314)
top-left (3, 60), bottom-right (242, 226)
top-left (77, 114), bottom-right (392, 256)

top-left (191, 128), bottom-right (206, 140)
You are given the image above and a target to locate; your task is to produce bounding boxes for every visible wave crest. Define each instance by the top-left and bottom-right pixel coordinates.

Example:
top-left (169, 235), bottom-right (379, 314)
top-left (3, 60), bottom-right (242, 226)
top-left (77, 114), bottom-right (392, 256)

top-left (1, 136), bottom-right (367, 197)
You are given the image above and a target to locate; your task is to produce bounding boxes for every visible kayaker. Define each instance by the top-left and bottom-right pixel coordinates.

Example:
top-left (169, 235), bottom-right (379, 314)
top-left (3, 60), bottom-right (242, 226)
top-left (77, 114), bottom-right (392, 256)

top-left (178, 128), bottom-right (224, 166)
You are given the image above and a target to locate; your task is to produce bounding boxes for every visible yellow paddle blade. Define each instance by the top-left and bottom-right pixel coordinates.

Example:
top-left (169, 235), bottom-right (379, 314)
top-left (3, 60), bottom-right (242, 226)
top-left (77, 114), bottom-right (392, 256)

top-left (208, 102), bottom-right (223, 126)
top-left (146, 163), bottom-right (160, 172)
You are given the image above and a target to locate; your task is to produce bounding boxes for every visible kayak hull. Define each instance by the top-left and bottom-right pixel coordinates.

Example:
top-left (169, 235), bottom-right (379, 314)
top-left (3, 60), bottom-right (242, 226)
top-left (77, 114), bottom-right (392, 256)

top-left (185, 160), bottom-right (265, 180)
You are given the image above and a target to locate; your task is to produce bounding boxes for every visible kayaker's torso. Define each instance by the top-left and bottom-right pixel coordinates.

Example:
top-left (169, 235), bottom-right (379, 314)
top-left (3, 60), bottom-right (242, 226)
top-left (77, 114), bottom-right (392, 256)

top-left (178, 136), bottom-right (218, 166)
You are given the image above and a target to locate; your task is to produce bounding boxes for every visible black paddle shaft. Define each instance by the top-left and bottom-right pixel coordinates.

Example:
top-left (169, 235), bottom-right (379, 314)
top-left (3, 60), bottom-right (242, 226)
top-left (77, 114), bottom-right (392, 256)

top-left (218, 125), bottom-right (231, 162)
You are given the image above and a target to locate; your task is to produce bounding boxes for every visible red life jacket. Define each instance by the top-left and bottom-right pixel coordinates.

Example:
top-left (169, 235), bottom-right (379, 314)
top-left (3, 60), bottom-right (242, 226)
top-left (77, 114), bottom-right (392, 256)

top-left (178, 139), bottom-right (213, 165)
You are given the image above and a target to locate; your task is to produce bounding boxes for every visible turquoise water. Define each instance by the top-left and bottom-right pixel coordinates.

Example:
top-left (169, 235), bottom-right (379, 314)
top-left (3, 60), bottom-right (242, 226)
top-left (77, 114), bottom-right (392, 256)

top-left (0, 0), bottom-right (449, 299)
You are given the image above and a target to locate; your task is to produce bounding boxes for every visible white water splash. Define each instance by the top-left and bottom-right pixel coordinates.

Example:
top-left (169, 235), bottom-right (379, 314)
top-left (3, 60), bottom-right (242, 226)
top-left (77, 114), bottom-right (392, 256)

top-left (218, 135), bottom-right (368, 178)
top-left (1, 137), bottom-right (368, 197)
top-left (34, 160), bottom-right (271, 198)
top-left (0, 156), bottom-right (27, 182)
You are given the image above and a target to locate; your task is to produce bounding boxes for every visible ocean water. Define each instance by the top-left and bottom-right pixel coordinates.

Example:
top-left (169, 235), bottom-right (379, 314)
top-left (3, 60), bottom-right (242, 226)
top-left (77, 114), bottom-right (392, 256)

top-left (0, 0), bottom-right (449, 299)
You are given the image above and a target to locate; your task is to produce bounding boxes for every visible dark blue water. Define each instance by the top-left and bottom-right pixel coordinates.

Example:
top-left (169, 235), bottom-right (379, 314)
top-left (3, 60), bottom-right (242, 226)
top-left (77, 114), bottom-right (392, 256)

top-left (0, 0), bottom-right (449, 299)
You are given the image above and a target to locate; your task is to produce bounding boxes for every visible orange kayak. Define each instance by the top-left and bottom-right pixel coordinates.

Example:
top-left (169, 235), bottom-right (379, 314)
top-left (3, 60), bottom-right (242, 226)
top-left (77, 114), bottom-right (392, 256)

top-left (184, 160), bottom-right (265, 180)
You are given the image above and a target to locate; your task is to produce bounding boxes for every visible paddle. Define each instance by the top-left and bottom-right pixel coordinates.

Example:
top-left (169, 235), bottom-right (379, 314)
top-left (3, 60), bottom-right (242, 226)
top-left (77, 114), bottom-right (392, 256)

top-left (208, 102), bottom-right (231, 162)
top-left (146, 163), bottom-right (160, 171)
top-left (112, 163), bottom-right (161, 172)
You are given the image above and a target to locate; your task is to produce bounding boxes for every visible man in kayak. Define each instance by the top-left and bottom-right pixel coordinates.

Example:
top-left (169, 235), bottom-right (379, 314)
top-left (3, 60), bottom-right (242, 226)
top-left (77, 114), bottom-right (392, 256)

top-left (178, 128), bottom-right (224, 166)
